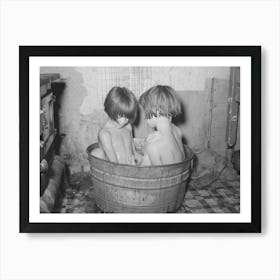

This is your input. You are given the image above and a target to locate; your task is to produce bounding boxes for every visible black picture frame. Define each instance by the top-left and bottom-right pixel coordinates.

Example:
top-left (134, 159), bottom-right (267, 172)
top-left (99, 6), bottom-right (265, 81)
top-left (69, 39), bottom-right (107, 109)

top-left (20, 46), bottom-right (261, 233)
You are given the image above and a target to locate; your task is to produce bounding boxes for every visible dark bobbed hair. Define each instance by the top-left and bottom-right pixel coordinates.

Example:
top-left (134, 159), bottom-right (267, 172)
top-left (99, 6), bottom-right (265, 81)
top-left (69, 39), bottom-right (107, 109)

top-left (139, 85), bottom-right (181, 119)
top-left (104, 87), bottom-right (138, 123)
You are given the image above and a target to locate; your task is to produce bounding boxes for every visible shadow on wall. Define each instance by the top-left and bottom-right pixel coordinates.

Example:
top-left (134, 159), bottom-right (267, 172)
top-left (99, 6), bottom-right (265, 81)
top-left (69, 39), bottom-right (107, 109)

top-left (41, 67), bottom-right (92, 169)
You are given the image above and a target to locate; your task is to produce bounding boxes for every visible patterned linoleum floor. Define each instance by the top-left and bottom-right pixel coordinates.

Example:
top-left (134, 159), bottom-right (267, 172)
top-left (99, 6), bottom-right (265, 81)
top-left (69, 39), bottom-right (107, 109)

top-left (177, 179), bottom-right (240, 213)
top-left (54, 171), bottom-right (240, 214)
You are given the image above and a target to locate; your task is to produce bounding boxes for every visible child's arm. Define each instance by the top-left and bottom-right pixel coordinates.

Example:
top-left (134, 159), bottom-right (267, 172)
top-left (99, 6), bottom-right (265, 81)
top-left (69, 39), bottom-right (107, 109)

top-left (98, 130), bottom-right (118, 163)
top-left (173, 125), bottom-right (186, 158)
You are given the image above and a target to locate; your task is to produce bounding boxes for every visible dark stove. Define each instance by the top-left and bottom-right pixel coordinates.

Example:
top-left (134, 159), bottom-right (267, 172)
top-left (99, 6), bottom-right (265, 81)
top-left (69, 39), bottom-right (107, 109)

top-left (40, 73), bottom-right (65, 196)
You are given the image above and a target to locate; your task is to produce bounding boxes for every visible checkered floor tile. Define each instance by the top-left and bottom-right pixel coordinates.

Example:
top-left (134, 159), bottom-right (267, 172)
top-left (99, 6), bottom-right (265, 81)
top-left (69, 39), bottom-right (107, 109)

top-left (54, 171), bottom-right (240, 214)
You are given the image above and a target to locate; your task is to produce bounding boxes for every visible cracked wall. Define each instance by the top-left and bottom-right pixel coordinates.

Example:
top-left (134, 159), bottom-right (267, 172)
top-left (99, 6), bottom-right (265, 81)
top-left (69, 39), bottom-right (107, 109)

top-left (40, 67), bottom-right (238, 172)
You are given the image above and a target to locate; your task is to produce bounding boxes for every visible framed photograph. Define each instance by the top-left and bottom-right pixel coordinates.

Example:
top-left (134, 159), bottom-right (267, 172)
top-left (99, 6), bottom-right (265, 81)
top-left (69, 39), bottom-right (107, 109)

top-left (20, 46), bottom-right (261, 233)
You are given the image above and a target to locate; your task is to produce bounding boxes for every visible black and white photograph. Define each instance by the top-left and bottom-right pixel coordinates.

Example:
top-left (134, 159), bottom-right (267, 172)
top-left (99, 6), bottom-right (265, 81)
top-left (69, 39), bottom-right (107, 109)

top-left (39, 66), bottom-right (241, 214)
top-left (20, 46), bottom-right (260, 233)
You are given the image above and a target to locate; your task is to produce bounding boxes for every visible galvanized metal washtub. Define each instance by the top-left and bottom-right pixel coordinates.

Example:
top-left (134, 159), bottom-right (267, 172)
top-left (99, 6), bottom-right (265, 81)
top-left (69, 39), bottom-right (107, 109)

top-left (86, 142), bottom-right (194, 213)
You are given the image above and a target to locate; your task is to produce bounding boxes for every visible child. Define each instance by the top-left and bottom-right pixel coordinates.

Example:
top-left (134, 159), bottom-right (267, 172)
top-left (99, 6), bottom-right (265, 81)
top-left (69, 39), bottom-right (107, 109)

top-left (91, 86), bottom-right (141, 165)
top-left (139, 85), bottom-right (185, 166)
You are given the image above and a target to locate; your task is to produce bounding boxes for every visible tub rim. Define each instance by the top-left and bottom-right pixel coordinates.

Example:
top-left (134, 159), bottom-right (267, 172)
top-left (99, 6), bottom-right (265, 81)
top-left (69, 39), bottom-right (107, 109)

top-left (86, 142), bottom-right (194, 169)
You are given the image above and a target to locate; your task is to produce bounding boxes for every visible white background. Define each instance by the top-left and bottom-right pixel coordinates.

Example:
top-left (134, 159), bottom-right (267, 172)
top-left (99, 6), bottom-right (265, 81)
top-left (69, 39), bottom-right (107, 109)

top-left (0, 0), bottom-right (279, 280)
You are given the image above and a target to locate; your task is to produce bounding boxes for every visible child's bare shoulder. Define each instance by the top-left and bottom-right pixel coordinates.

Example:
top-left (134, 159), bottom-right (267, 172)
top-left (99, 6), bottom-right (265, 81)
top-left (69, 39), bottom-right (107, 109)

top-left (98, 127), bottom-right (111, 141)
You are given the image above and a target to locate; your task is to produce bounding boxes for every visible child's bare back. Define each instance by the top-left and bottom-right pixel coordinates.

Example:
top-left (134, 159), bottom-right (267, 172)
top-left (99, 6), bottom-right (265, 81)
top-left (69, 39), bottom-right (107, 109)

top-left (98, 122), bottom-right (136, 165)
top-left (139, 85), bottom-right (186, 166)
top-left (142, 123), bottom-right (185, 165)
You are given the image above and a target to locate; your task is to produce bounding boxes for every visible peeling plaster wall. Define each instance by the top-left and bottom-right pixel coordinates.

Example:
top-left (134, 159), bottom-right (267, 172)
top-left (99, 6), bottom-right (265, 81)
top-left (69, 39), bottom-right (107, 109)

top-left (40, 67), bottom-right (232, 171)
